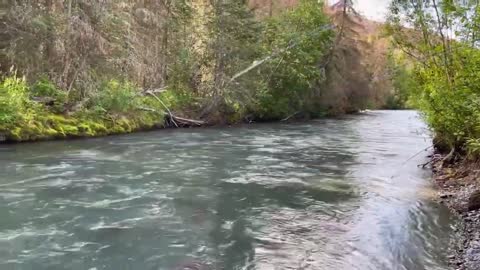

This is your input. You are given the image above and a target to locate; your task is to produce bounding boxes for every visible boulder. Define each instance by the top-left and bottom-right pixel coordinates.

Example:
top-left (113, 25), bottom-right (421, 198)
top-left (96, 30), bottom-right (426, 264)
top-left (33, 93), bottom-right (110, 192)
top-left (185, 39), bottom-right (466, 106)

top-left (467, 190), bottom-right (480, 211)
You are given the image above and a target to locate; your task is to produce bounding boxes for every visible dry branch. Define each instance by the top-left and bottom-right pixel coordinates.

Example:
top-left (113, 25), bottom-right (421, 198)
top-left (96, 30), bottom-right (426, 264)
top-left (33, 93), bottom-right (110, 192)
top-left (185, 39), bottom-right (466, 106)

top-left (146, 90), bottom-right (179, 127)
top-left (145, 90), bottom-right (205, 128)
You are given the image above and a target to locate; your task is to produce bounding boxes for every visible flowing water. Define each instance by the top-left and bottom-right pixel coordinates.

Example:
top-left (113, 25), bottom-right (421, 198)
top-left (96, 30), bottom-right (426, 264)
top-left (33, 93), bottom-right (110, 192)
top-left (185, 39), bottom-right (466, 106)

top-left (0, 110), bottom-right (456, 270)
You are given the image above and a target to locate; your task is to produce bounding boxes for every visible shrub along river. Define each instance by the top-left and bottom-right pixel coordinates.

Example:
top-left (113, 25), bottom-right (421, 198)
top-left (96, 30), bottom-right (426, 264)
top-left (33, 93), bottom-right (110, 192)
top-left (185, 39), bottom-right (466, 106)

top-left (0, 110), bottom-right (457, 270)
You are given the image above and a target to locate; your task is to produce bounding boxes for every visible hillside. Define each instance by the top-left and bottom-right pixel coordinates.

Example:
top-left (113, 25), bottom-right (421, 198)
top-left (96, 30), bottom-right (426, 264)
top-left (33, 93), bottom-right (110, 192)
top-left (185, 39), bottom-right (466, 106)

top-left (251, 0), bottom-right (396, 114)
top-left (321, 3), bottom-right (394, 113)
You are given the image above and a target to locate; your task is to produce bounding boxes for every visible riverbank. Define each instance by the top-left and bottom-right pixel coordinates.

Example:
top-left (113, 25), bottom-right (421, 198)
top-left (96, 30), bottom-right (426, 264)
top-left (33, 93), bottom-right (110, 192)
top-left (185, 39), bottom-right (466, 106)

top-left (0, 111), bottom-right (345, 144)
top-left (432, 154), bottom-right (480, 269)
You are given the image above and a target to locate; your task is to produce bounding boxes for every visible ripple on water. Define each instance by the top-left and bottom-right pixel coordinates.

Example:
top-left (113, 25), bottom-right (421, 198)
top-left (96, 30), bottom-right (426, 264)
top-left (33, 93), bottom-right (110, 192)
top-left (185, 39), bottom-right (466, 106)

top-left (0, 111), bottom-right (456, 270)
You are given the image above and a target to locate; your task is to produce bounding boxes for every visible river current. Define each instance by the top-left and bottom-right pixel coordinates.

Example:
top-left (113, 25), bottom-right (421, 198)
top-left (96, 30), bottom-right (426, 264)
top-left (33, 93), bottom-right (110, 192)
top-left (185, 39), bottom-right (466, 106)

top-left (0, 110), bottom-right (456, 270)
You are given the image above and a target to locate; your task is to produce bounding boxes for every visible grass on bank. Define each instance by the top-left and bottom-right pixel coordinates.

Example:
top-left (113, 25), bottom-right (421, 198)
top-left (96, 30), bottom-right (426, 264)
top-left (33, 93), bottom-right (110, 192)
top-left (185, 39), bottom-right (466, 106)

top-left (0, 76), bottom-right (172, 142)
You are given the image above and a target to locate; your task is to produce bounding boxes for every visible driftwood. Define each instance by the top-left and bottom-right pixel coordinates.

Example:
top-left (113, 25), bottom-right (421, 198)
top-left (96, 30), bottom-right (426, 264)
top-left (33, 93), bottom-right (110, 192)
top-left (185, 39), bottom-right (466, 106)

top-left (173, 116), bottom-right (204, 126)
top-left (281, 111), bottom-right (300, 122)
top-left (145, 90), bottom-right (205, 128)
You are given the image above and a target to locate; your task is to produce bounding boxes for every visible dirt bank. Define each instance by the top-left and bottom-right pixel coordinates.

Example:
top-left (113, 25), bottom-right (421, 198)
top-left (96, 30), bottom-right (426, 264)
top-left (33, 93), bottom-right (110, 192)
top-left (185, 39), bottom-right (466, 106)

top-left (432, 154), bottom-right (480, 269)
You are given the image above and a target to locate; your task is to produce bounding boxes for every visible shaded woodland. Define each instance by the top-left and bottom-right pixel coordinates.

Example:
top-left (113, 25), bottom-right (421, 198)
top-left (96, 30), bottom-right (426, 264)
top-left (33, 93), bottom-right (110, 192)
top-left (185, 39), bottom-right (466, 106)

top-left (0, 0), bottom-right (400, 142)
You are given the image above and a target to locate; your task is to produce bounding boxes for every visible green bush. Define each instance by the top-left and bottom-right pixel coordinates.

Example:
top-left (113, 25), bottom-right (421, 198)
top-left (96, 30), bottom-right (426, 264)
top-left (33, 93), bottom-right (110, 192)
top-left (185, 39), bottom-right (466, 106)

top-left (158, 88), bottom-right (196, 111)
top-left (254, 0), bottom-right (333, 120)
top-left (0, 76), bottom-right (166, 142)
top-left (0, 76), bottom-right (33, 127)
top-left (254, 85), bottom-right (291, 120)
top-left (411, 46), bottom-right (480, 152)
top-left (386, 0), bottom-right (480, 158)
top-left (94, 80), bottom-right (141, 114)
top-left (31, 77), bottom-right (68, 113)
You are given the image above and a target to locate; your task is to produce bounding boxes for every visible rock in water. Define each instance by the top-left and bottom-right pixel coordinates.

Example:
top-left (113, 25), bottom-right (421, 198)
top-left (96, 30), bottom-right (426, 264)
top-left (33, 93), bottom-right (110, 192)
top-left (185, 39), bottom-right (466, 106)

top-left (467, 190), bottom-right (480, 211)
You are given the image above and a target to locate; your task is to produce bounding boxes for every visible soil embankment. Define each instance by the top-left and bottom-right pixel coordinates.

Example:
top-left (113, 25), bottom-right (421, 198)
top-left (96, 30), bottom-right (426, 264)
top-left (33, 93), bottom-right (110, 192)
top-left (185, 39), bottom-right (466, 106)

top-left (432, 155), bottom-right (480, 269)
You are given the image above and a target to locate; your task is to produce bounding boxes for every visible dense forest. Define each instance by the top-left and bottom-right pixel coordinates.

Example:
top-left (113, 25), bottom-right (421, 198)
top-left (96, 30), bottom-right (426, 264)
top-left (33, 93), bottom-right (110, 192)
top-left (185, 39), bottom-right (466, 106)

top-left (0, 0), bottom-right (404, 142)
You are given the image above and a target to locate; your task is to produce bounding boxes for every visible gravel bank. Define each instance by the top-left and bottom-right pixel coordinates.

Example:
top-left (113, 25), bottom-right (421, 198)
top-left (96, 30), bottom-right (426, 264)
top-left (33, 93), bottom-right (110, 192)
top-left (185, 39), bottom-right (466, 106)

top-left (432, 154), bottom-right (480, 269)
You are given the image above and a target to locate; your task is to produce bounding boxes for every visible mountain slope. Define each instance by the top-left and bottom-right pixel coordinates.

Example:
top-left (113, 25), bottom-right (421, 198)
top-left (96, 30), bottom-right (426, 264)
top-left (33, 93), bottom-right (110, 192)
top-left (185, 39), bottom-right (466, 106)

top-left (320, 3), bottom-right (394, 113)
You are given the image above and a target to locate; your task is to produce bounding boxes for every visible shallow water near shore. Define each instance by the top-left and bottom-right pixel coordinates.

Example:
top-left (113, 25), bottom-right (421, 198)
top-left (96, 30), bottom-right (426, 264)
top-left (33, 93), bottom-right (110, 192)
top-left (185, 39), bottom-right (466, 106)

top-left (0, 110), bottom-right (457, 270)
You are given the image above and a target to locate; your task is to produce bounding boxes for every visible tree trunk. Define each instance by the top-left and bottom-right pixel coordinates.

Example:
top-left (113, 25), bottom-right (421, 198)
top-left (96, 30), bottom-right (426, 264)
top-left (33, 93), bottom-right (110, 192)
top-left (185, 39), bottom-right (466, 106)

top-left (191, 0), bottom-right (215, 95)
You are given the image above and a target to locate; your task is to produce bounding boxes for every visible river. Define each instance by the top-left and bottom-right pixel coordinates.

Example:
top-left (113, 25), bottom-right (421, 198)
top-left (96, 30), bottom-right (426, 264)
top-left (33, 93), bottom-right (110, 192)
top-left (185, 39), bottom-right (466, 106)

top-left (0, 110), bottom-right (457, 270)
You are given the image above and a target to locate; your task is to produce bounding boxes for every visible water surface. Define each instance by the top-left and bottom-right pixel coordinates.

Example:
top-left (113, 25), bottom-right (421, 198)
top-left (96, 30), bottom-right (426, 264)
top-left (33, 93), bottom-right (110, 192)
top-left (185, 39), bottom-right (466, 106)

top-left (0, 111), bottom-right (456, 270)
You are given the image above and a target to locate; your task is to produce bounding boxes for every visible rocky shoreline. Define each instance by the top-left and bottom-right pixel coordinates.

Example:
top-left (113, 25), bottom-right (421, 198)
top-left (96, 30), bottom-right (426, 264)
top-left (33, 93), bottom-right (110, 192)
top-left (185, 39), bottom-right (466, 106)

top-left (432, 154), bottom-right (480, 269)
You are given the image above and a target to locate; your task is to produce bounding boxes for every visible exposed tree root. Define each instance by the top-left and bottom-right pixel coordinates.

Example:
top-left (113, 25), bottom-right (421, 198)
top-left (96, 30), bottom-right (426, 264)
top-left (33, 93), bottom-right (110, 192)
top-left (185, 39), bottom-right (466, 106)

top-left (441, 147), bottom-right (456, 168)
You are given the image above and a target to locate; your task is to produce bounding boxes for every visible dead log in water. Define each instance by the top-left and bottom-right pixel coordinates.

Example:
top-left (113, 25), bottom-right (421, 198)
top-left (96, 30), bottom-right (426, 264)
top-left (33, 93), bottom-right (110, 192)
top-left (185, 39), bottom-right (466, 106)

top-left (173, 116), bottom-right (205, 127)
top-left (144, 90), bottom-right (206, 128)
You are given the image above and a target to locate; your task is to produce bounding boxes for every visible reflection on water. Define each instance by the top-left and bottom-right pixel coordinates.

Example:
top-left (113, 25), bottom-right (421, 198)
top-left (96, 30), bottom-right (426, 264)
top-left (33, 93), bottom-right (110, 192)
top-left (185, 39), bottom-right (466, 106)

top-left (0, 111), bottom-right (456, 270)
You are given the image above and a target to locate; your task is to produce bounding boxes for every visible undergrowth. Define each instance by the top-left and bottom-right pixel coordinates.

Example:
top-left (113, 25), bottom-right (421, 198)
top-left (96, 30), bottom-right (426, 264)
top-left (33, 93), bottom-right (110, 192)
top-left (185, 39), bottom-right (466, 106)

top-left (0, 76), bottom-right (168, 142)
